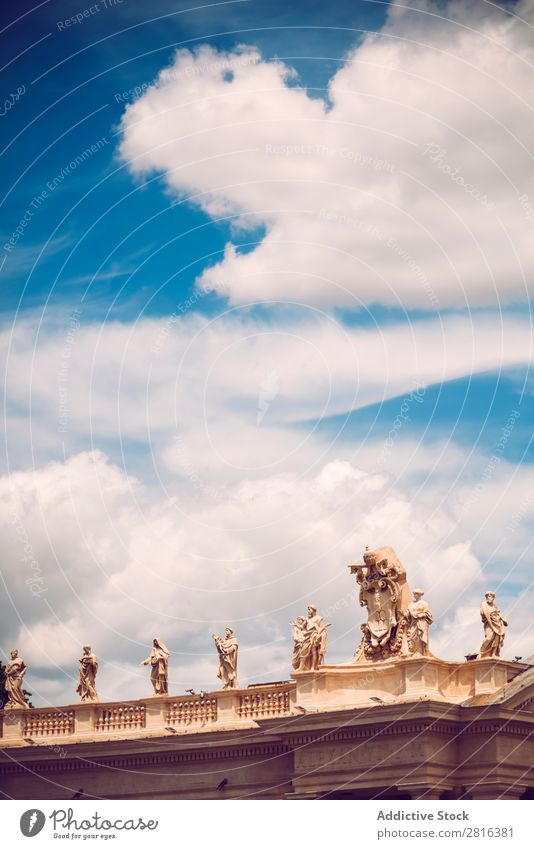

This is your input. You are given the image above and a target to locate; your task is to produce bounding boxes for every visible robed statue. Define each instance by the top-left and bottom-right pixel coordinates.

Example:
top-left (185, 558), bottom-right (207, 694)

top-left (76, 645), bottom-right (99, 702)
top-left (291, 606), bottom-right (329, 672)
top-left (291, 616), bottom-right (307, 671)
top-left (404, 589), bottom-right (433, 656)
top-left (140, 637), bottom-right (170, 695)
top-left (213, 628), bottom-right (238, 689)
top-left (478, 592), bottom-right (508, 658)
top-left (4, 649), bottom-right (29, 710)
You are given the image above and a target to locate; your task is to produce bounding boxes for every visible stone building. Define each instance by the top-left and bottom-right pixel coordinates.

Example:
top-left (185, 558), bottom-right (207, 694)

top-left (2, 547), bottom-right (532, 800)
top-left (1, 656), bottom-right (534, 800)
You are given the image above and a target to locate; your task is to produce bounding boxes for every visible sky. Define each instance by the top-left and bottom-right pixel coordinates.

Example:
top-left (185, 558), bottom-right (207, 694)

top-left (1, 0), bottom-right (534, 707)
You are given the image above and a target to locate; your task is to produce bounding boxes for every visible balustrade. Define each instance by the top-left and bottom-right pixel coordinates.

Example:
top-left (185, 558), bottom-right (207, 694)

top-left (238, 685), bottom-right (292, 719)
top-left (23, 710), bottom-right (75, 737)
top-left (166, 697), bottom-right (217, 726)
top-left (95, 703), bottom-right (146, 732)
top-left (0, 682), bottom-right (299, 743)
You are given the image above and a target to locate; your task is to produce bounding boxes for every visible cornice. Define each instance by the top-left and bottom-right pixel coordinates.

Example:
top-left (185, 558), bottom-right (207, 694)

top-left (0, 740), bottom-right (293, 776)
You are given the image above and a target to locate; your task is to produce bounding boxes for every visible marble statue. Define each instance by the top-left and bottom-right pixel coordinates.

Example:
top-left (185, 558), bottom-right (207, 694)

top-left (213, 628), bottom-right (238, 689)
top-left (349, 546), bottom-right (413, 662)
top-left (479, 592), bottom-right (508, 658)
top-left (4, 649), bottom-right (29, 710)
top-left (291, 606), bottom-right (329, 671)
top-left (291, 616), bottom-right (307, 671)
top-left (404, 589), bottom-right (433, 656)
top-left (76, 646), bottom-right (99, 702)
top-left (140, 638), bottom-right (170, 695)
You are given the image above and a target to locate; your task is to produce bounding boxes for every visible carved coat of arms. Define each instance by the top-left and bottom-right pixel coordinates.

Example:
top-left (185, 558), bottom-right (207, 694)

top-left (349, 546), bottom-right (413, 661)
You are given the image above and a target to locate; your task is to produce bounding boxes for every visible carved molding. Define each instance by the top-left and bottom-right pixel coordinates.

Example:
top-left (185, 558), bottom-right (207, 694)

top-left (0, 741), bottom-right (292, 775)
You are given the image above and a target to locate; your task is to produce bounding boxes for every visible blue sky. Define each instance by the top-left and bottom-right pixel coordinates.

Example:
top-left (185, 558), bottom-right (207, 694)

top-left (2, 0), bottom-right (386, 316)
top-left (2, 0), bottom-right (534, 705)
top-left (2, 0), bottom-right (532, 463)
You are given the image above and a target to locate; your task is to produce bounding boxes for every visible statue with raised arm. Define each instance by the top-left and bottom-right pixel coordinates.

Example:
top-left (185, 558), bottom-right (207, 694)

top-left (404, 589), bottom-right (433, 656)
top-left (4, 649), bottom-right (29, 710)
top-left (478, 592), bottom-right (508, 658)
top-left (76, 645), bottom-right (99, 702)
top-left (140, 637), bottom-right (170, 695)
top-left (213, 628), bottom-right (238, 689)
top-left (293, 606), bottom-right (329, 671)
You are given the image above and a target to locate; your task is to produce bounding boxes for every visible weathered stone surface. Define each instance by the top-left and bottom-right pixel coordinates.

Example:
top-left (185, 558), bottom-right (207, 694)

top-left (213, 628), bottom-right (238, 689)
top-left (139, 638), bottom-right (170, 696)
top-left (479, 592), bottom-right (508, 658)
top-left (76, 646), bottom-right (99, 703)
top-left (3, 650), bottom-right (28, 711)
top-left (291, 605), bottom-right (329, 672)
top-left (1, 658), bottom-right (532, 800)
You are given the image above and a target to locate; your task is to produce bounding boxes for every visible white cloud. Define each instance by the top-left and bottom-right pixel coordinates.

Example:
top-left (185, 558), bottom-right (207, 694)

top-left (2, 309), bottom-right (532, 478)
top-left (0, 448), bottom-right (489, 705)
top-left (433, 589), bottom-right (534, 661)
top-left (3, 306), bottom-right (533, 704)
top-left (4, 0), bottom-right (534, 711)
top-left (119, 1), bottom-right (534, 308)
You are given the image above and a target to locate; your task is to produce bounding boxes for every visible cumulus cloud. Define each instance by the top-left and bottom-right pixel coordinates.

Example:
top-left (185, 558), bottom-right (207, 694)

top-left (6, 0), bottom-right (534, 702)
top-left (1, 448), bottom-right (488, 705)
top-left (3, 306), bottom-right (533, 704)
top-left (119, 0), bottom-right (534, 308)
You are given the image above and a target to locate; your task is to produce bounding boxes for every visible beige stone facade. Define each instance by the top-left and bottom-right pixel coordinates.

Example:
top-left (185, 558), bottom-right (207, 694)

top-left (1, 656), bottom-right (534, 800)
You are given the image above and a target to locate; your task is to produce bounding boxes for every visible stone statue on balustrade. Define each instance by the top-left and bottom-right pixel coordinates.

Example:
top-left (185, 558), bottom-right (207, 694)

top-left (478, 592), bottom-right (508, 658)
top-left (291, 606), bottom-right (329, 672)
top-left (404, 589), bottom-right (433, 656)
top-left (350, 546), bottom-right (415, 662)
top-left (4, 649), bottom-right (29, 710)
top-left (213, 628), bottom-right (238, 689)
top-left (291, 616), bottom-right (307, 671)
top-left (76, 646), bottom-right (99, 702)
top-left (140, 638), bottom-right (170, 696)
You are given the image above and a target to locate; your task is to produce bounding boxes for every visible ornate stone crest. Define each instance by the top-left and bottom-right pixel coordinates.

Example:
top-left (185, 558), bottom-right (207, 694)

top-left (349, 546), bottom-right (414, 662)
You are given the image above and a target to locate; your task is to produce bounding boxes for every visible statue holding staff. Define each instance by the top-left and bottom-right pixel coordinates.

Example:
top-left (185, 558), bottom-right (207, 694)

top-left (76, 645), bottom-right (99, 702)
top-left (140, 637), bottom-right (170, 695)
top-left (479, 592), bottom-right (508, 658)
top-left (213, 628), bottom-right (238, 689)
top-left (4, 649), bottom-right (29, 710)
